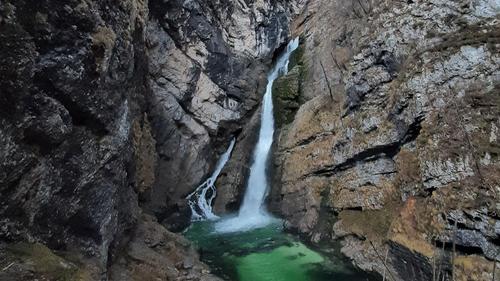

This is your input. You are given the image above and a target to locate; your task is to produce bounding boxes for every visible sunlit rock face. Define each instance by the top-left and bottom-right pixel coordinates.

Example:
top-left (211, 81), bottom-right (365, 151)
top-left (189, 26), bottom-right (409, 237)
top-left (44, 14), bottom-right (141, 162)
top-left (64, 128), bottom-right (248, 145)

top-left (272, 0), bottom-right (500, 280)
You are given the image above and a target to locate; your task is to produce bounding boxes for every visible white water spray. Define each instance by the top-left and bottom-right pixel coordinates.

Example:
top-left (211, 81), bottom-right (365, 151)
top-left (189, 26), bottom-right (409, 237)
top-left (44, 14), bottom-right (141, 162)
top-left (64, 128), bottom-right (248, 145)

top-left (215, 38), bottom-right (300, 233)
top-left (187, 138), bottom-right (235, 220)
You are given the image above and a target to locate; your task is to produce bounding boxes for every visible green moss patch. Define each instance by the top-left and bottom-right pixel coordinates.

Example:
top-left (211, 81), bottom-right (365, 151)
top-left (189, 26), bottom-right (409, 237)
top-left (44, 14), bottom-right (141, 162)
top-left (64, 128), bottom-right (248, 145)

top-left (288, 36), bottom-right (306, 70)
top-left (6, 243), bottom-right (82, 281)
top-left (273, 65), bottom-right (302, 127)
top-left (338, 201), bottom-right (401, 242)
top-left (273, 38), bottom-right (309, 128)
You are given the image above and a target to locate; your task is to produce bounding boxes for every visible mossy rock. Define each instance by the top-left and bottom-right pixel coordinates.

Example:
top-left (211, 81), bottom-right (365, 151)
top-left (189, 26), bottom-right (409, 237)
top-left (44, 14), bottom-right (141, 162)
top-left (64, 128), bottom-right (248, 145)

top-left (288, 36), bottom-right (306, 70)
top-left (273, 65), bottom-right (302, 127)
top-left (338, 200), bottom-right (401, 242)
top-left (5, 243), bottom-right (91, 281)
top-left (273, 38), bottom-right (309, 128)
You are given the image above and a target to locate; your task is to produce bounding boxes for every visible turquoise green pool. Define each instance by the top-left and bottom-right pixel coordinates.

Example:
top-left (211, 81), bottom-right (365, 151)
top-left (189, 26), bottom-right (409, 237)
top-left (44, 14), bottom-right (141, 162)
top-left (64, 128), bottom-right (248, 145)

top-left (184, 220), bottom-right (380, 281)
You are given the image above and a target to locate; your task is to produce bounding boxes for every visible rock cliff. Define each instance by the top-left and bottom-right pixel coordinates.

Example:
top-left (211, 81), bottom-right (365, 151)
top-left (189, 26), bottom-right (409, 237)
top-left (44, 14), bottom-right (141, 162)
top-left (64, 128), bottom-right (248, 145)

top-left (2, 0), bottom-right (499, 280)
top-left (0, 0), bottom-right (299, 279)
top-left (272, 0), bottom-right (500, 280)
top-left (145, 0), bottom-right (302, 229)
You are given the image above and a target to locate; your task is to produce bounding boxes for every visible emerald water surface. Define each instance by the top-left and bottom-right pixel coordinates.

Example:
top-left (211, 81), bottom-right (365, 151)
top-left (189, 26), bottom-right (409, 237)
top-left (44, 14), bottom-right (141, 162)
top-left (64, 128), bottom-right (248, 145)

top-left (185, 220), bottom-right (380, 281)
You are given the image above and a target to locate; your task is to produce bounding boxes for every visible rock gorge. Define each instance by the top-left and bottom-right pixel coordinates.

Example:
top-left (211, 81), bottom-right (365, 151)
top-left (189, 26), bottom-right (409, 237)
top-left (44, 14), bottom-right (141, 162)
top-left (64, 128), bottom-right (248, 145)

top-left (0, 0), bottom-right (499, 281)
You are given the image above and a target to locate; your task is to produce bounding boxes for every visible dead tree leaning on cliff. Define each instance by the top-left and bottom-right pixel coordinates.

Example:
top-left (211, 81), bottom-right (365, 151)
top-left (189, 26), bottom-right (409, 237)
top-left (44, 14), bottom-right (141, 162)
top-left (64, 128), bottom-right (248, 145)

top-left (320, 60), bottom-right (334, 101)
top-left (452, 218), bottom-right (458, 281)
top-left (369, 241), bottom-right (397, 281)
top-left (492, 253), bottom-right (498, 281)
top-left (383, 246), bottom-right (389, 281)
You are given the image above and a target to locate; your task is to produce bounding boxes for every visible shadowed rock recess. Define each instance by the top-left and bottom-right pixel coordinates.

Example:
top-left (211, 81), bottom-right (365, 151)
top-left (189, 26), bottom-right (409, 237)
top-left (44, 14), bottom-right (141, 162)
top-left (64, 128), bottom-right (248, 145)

top-left (0, 0), bottom-right (499, 280)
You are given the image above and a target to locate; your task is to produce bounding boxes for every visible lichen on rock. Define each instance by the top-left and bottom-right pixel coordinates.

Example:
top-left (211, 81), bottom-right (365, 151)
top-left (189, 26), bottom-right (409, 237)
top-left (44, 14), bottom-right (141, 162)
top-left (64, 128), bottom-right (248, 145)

top-left (272, 0), bottom-right (500, 280)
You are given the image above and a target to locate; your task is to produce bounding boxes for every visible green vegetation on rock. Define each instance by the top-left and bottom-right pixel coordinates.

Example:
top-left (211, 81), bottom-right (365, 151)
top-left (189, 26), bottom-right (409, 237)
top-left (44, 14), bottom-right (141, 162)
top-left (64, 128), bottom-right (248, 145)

top-left (5, 242), bottom-right (86, 281)
top-left (273, 66), bottom-right (302, 127)
top-left (288, 37), bottom-right (306, 70)
top-left (273, 37), bottom-right (307, 128)
top-left (338, 200), bottom-right (401, 242)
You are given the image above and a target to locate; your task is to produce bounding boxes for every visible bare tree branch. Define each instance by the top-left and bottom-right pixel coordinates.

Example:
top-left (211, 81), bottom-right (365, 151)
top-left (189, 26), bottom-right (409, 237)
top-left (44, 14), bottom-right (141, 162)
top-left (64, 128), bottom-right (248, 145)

top-left (319, 60), bottom-right (334, 101)
top-left (369, 241), bottom-right (397, 281)
top-left (452, 219), bottom-right (458, 281)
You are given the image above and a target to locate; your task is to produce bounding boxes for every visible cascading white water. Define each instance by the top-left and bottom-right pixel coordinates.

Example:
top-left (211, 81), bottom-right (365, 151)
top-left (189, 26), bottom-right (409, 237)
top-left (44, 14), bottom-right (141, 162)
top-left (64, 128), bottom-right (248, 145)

top-left (215, 38), bottom-right (300, 233)
top-left (187, 138), bottom-right (235, 221)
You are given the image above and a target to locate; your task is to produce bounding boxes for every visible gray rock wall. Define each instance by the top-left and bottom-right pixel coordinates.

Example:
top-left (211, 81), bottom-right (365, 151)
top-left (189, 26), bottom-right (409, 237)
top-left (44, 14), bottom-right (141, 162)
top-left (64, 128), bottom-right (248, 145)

top-left (0, 0), bottom-right (300, 279)
top-left (144, 0), bottom-right (301, 229)
top-left (274, 0), bottom-right (500, 280)
top-left (0, 0), bottom-right (149, 267)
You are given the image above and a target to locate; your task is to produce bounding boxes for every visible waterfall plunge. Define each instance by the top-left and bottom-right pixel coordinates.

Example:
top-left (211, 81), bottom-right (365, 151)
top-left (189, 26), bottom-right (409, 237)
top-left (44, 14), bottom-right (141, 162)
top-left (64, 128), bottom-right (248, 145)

top-left (215, 38), bottom-right (300, 233)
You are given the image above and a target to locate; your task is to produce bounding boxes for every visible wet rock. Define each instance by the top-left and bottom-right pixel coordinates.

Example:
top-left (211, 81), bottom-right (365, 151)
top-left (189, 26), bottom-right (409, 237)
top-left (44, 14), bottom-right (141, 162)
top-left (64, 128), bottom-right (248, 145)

top-left (23, 95), bottom-right (73, 146)
top-left (273, 65), bottom-right (303, 127)
top-left (213, 107), bottom-right (262, 214)
top-left (387, 240), bottom-right (433, 281)
top-left (0, 0), bottom-right (149, 272)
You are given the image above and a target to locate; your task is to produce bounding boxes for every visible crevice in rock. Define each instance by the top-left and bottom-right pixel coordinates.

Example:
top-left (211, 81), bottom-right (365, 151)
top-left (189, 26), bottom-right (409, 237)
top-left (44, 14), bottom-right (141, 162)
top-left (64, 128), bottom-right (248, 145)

top-left (292, 132), bottom-right (334, 148)
top-left (490, 237), bottom-right (500, 248)
top-left (446, 218), bottom-right (474, 232)
top-left (435, 240), bottom-right (485, 256)
top-left (310, 114), bottom-right (424, 178)
top-left (312, 142), bottom-right (400, 177)
top-left (33, 74), bottom-right (108, 137)
top-left (344, 206), bottom-right (364, 211)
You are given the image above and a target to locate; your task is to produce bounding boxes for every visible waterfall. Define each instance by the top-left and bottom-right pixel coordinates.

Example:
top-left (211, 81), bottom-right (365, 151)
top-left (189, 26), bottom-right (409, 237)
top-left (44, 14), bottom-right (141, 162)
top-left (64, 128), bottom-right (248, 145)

top-left (187, 138), bottom-right (235, 221)
top-left (215, 38), bottom-right (300, 233)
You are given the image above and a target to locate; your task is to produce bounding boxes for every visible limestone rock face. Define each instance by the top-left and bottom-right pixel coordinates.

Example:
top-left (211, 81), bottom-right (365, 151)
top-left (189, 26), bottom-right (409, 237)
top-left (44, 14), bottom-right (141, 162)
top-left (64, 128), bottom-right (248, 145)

top-left (274, 0), bottom-right (500, 280)
top-left (144, 0), bottom-right (302, 227)
top-left (0, 0), bottom-right (149, 273)
top-left (0, 0), bottom-right (300, 279)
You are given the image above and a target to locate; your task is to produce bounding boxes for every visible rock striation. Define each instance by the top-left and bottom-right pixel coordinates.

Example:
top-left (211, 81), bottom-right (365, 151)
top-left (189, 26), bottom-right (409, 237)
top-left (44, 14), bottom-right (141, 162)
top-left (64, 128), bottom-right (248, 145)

top-left (272, 0), bottom-right (500, 280)
top-left (145, 0), bottom-right (300, 228)
top-left (2, 0), bottom-right (498, 279)
top-left (0, 0), bottom-right (300, 279)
